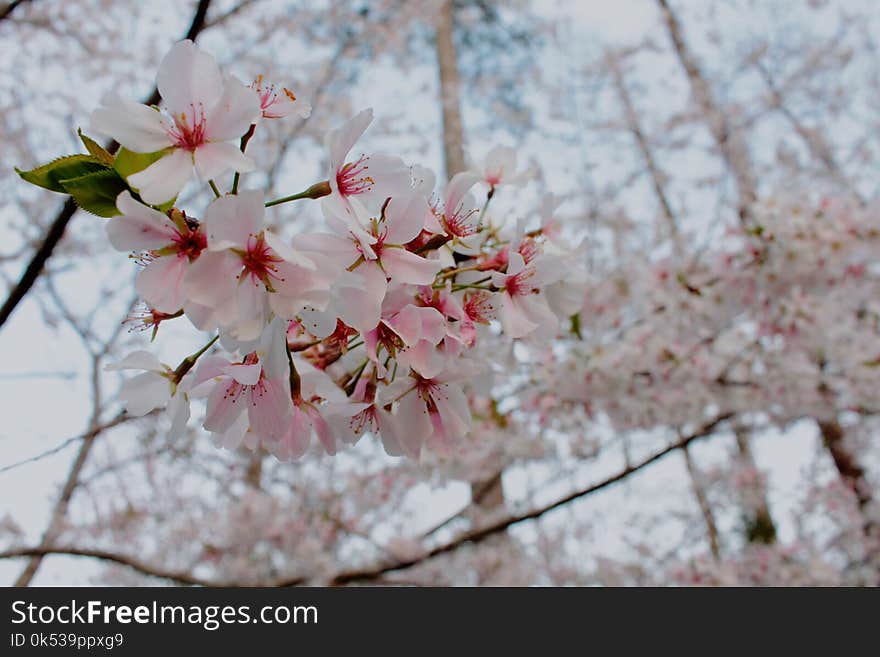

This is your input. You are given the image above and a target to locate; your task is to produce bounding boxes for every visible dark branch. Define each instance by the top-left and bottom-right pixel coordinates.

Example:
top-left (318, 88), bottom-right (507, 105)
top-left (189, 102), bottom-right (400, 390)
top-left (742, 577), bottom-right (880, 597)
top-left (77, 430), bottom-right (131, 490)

top-left (0, 0), bottom-right (33, 22)
top-left (328, 413), bottom-right (735, 585)
top-left (0, 547), bottom-right (218, 587)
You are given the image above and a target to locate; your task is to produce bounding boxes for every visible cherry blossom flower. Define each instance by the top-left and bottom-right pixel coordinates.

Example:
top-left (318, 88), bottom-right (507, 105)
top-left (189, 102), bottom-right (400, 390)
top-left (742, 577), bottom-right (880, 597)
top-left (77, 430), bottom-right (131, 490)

top-left (262, 356), bottom-right (344, 460)
top-left (473, 145), bottom-right (531, 187)
top-left (382, 365), bottom-right (478, 456)
top-left (324, 366), bottom-right (412, 456)
top-left (303, 193), bottom-right (443, 332)
top-left (105, 351), bottom-right (191, 438)
top-left (195, 319), bottom-right (292, 448)
top-left (251, 75), bottom-right (311, 120)
top-left (184, 191), bottom-right (329, 340)
top-left (106, 191), bottom-right (206, 313)
top-left (360, 293), bottom-right (448, 377)
top-left (90, 40), bottom-right (260, 204)
top-left (323, 108), bottom-right (411, 227)
top-left (491, 252), bottom-right (563, 339)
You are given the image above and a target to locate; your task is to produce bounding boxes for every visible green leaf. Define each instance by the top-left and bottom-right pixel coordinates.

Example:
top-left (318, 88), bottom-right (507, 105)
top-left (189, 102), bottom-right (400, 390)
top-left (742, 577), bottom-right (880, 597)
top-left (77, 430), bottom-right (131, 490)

top-left (59, 169), bottom-right (128, 217)
top-left (113, 147), bottom-right (168, 179)
top-left (15, 155), bottom-right (107, 193)
top-left (77, 129), bottom-right (115, 165)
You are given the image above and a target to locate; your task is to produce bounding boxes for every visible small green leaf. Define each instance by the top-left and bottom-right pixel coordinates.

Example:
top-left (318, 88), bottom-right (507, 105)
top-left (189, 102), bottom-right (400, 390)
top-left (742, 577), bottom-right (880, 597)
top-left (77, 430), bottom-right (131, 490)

top-left (77, 129), bottom-right (115, 165)
top-left (59, 169), bottom-right (128, 217)
top-left (15, 155), bottom-right (107, 193)
top-left (113, 147), bottom-right (168, 179)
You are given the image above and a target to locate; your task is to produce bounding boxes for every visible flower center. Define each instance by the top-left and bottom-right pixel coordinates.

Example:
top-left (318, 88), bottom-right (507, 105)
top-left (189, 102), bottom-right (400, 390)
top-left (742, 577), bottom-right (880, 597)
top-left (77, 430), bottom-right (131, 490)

top-left (171, 225), bottom-right (206, 261)
top-left (506, 267), bottom-right (537, 298)
top-left (239, 233), bottom-right (284, 291)
top-left (166, 103), bottom-right (208, 151)
top-left (337, 155), bottom-right (374, 196)
top-left (443, 203), bottom-right (479, 238)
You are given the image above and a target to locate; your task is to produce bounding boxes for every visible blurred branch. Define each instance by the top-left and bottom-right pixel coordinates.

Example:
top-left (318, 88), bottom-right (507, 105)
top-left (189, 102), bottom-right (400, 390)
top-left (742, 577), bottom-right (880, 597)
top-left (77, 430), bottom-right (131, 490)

top-left (436, 0), bottom-right (466, 177)
top-left (607, 50), bottom-right (680, 248)
top-left (0, 412), bottom-right (146, 476)
top-left (0, 0), bottom-right (214, 332)
top-left (327, 413), bottom-right (735, 585)
top-left (656, 0), bottom-right (757, 225)
top-left (0, 0), bottom-right (32, 21)
top-left (0, 547), bottom-right (218, 586)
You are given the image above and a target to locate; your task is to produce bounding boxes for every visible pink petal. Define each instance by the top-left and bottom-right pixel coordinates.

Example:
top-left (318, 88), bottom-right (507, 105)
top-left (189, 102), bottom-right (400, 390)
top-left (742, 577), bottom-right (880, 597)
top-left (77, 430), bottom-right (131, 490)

top-left (390, 393), bottom-right (432, 458)
top-left (497, 293), bottom-right (538, 339)
top-left (184, 250), bottom-right (241, 306)
top-left (338, 262), bottom-right (386, 332)
top-left (204, 191), bottom-right (264, 250)
top-left (381, 247), bottom-right (442, 286)
top-left (248, 376), bottom-right (293, 441)
top-left (136, 255), bottom-right (188, 313)
top-left (444, 171), bottom-right (480, 214)
top-left (204, 379), bottom-right (247, 433)
top-left (307, 405), bottom-right (336, 455)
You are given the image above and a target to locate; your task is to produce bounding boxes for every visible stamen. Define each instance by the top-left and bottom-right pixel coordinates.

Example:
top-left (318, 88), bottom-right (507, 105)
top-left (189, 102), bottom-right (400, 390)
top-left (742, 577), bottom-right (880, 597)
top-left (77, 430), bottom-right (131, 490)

top-left (337, 155), bottom-right (375, 196)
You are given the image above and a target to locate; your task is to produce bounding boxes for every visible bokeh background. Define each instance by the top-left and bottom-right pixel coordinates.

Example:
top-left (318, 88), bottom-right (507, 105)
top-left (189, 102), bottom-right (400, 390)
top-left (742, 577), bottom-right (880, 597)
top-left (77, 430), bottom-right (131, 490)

top-left (1, 0), bottom-right (878, 585)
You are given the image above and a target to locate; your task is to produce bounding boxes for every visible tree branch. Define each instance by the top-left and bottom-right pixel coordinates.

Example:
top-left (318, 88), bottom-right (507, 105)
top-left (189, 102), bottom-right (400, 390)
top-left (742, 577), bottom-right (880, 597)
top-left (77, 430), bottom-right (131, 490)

top-left (0, 0), bottom-right (33, 22)
top-left (0, 547), bottom-right (218, 587)
top-left (328, 413), bottom-right (735, 585)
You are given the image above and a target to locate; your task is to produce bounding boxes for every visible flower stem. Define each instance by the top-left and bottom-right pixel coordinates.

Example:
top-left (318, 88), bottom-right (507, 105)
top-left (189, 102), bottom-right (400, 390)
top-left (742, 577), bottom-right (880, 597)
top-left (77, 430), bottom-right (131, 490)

top-left (285, 335), bottom-right (302, 398)
top-left (231, 123), bottom-right (256, 195)
top-left (265, 181), bottom-right (332, 207)
top-left (172, 334), bottom-right (219, 382)
top-left (344, 359), bottom-right (369, 396)
top-left (478, 185), bottom-right (495, 227)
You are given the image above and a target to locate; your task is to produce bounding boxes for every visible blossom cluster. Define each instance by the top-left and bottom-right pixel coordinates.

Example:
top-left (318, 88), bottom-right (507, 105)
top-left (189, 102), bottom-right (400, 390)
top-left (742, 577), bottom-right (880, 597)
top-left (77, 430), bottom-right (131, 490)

top-left (537, 192), bottom-right (880, 434)
top-left (26, 40), bottom-right (582, 461)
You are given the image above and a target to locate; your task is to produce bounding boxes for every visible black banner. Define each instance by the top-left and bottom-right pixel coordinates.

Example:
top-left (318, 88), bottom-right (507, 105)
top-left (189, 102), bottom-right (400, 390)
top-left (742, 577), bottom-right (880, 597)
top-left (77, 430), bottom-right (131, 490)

top-left (0, 587), bottom-right (875, 653)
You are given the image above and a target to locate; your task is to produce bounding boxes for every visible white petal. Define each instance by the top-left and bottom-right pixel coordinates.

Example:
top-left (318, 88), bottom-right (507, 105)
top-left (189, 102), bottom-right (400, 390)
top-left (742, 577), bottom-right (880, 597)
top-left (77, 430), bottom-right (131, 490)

top-left (445, 171), bottom-right (480, 214)
top-left (194, 142), bottom-right (255, 181)
top-left (106, 192), bottom-right (176, 251)
top-left (325, 108), bottom-right (373, 171)
top-left (384, 193), bottom-right (429, 245)
top-left (206, 77), bottom-right (261, 142)
top-left (90, 94), bottom-right (172, 153)
top-left (222, 362), bottom-right (262, 386)
top-left (498, 294), bottom-right (538, 338)
top-left (119, 371), bottom-right (170, 416)
top-left (338, 263), bottom-right (386, 332)
top-left (263, 230), bottom-right (315, 270)
top-left (128, 148), bottom-right (193, 205)
top-left (204, 190), bottom-right (264, 250)
top-left (258, 317), bottom-right (291, 380)
top-left (157, 40), bottom-right (223, 116)
top-left (167, 392), bottom-right (191, 439)
top-left (106, 350), bottom-right (164, 372)
top-left (381, 247), bottom-right (442, 286)
top-left (298, 307), bottom-right (338, 339)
